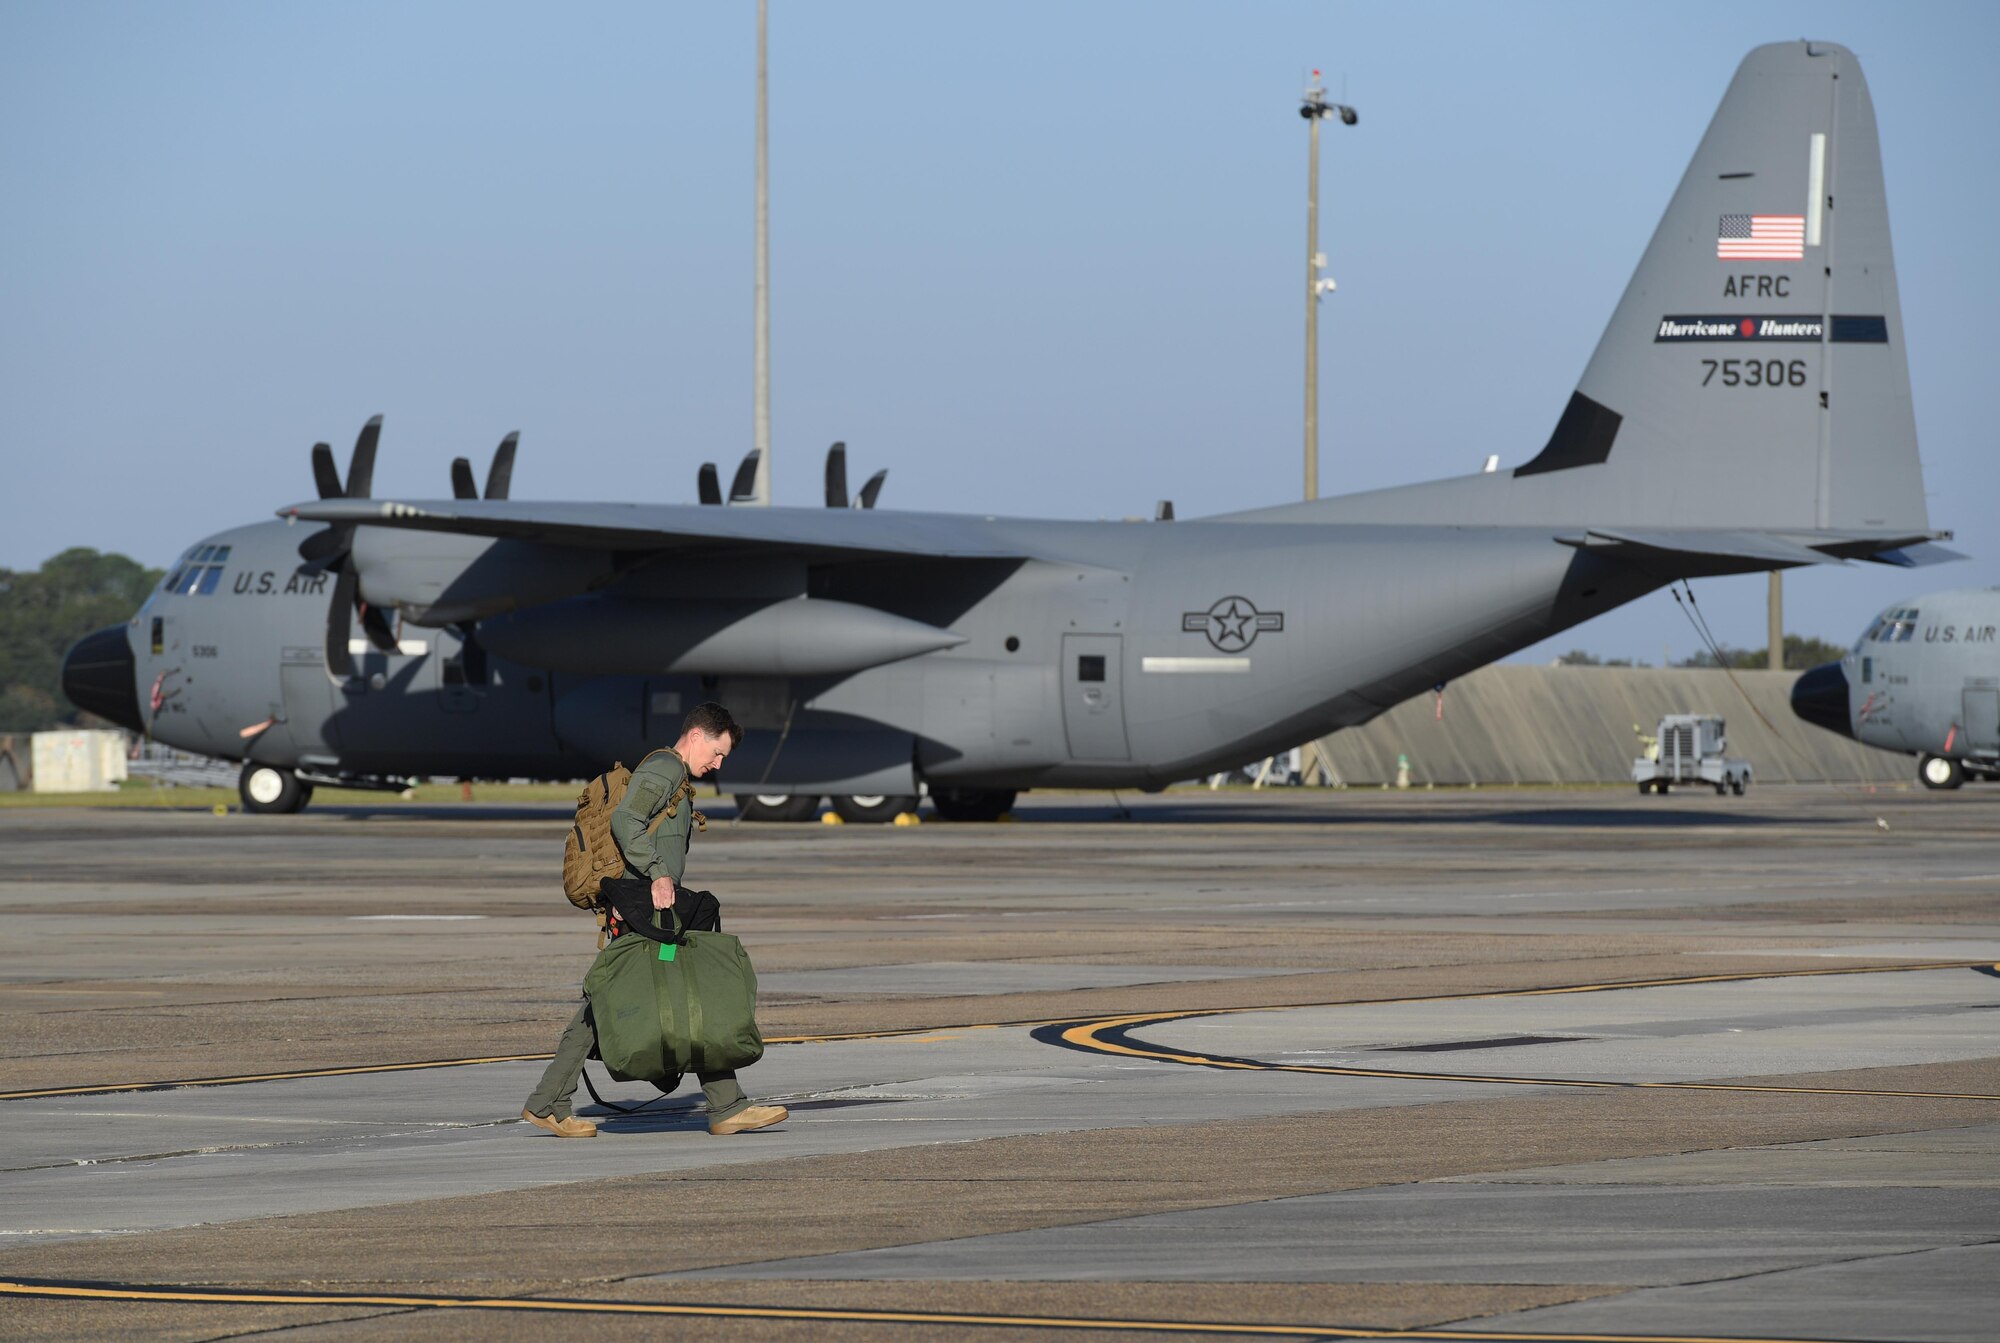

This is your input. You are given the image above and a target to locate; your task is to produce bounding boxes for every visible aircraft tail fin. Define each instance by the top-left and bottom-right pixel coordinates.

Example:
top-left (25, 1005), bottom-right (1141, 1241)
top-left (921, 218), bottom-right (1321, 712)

top-left (1528, 38), bottom-right (1924, 533)
top-left (1244, 42), bottom-right (1932, 544)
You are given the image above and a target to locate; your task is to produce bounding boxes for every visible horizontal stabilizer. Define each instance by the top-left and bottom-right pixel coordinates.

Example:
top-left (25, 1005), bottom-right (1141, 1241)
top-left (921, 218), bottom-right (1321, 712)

top-left (1862, 540), bottom-right (1966, 568)
top-left (1576, 529), bottom-right (1839, 567)
top-left (1562, 527), bottom-right (1953, 575)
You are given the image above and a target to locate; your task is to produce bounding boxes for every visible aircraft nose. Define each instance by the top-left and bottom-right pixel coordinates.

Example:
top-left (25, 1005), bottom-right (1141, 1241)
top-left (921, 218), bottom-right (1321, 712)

top-left (61, 625), bottom-right (144, 733)
top-left (1790, 661), bottom-right (1853, 739)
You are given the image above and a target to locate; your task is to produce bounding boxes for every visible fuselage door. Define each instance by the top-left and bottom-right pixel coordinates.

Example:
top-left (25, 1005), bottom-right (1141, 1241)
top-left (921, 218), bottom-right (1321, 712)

top-left (1962, 686), bottom-right (2000, 753)
top-left (280, 651), bottom-right (343, 752)
top-left (1061, 633), bottom-right (1129, 761)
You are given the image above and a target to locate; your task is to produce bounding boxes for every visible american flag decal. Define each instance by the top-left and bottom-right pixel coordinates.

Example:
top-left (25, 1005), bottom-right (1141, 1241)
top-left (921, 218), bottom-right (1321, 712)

top-left (1717, 214), bottom-right (1805, 260)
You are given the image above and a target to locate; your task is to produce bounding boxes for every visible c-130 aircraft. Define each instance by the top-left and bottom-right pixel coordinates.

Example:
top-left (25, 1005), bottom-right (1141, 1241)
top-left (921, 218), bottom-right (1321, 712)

top-left (1792, 587), bottom-right (2000, 790)
top-left (63, 41), bottom-right (1953, 819)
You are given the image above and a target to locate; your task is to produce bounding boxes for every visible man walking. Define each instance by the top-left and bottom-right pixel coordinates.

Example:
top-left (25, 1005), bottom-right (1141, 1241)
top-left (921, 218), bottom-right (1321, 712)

top-left (523, 701), bottom-right (788, 1137)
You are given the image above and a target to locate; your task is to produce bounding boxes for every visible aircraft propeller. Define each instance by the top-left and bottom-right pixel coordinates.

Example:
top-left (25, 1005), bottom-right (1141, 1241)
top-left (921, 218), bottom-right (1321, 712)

top-left (450, 432), bottom-right (519, 501)
top-left (824, 441), bottom-right (886, 508)
top-left (690, 444), bottom-right (883, 508)
top-left (296, 415), bottom-right (398, 678)
top-left (728, 450), bottom-right (762, 504)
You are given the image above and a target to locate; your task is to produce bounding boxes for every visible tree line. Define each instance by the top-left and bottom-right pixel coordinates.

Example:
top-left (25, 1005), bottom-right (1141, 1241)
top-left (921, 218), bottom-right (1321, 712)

top-left (0, 549), bottom-right (161, 732)
top-left (1552, 634), bottom-right (1847, 671)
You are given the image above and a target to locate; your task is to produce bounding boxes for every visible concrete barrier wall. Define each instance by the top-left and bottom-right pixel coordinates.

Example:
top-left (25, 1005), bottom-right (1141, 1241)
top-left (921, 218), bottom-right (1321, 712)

top-left (1309, 665), bottom-right (1911, 786)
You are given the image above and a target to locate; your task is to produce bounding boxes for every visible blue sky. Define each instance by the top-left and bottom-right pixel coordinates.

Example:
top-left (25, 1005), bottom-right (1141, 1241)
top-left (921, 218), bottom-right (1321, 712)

top-left (3, 1), bottom-right (1994, 664)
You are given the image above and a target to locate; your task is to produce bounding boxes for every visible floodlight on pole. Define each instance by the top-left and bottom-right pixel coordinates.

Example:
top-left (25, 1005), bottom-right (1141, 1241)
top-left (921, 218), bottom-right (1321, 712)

top-left (1300, 71), bottom-right (1357, 503)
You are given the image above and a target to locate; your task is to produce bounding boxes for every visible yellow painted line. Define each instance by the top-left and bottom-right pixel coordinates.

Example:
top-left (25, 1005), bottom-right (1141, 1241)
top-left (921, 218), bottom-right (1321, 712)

top-left (1057, 961), bottom-right (2000, 1101)
top-left (4, 961), bottom-right (1988, 1104)
top-left (0, 1279), bottom-right (1895, 1342)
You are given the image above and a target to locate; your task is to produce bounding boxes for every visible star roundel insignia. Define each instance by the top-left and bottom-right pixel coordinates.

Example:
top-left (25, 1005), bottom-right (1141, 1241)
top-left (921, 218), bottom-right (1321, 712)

top-left (1181, 596), bottom-right (1285, 653)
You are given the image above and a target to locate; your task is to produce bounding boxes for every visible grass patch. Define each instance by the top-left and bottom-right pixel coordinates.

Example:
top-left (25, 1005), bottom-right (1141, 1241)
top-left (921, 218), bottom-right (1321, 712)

top-left (0, 780), bottom-right (587, 809)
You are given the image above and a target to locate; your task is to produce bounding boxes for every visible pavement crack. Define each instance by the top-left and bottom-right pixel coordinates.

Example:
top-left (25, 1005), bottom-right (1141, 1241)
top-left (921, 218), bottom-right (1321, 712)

top-left (0, 1118), bottom-right (520, 1174)
top-left (1432, 1237), bottom-right (2000, 1332)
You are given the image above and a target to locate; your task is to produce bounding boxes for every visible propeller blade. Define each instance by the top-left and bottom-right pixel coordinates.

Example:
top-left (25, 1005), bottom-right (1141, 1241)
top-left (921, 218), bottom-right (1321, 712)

top-left (484, 432), bottom-right (517, 500)
top-left (311, 442), bottom-right (343, 500)
top-left (697, 462), bottom-right (722, 506)
top-left (857, 469), bottom-right (887, 510)
top-left (327, 570), bottom-right (357, 678)
top-left (450, 457), bottom-right (478, 500)
top-left (359, 600), bottom-right (398, 652)
top-left (824, 441), bottom-right (848, 508)
top-left (297, 524), bottom-right (352, 572)
top-left (728, 449), bottom-right (761, 504)
top-left (346, 415), bottom-right (383, 499)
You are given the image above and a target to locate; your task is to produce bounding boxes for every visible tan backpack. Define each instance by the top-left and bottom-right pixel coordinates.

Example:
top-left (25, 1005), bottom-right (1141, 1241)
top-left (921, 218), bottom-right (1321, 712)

top-left (562, 750), bottom-right (704, 924)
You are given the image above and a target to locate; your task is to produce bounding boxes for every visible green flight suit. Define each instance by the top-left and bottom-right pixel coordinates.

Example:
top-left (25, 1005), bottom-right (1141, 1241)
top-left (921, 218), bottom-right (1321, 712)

top-left (525, 750), bottom-right (749, 1123)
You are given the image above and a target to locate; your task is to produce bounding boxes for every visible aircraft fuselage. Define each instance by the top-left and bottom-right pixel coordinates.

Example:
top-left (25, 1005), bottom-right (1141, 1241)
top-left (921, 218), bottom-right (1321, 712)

top-left (1791, 588), bottom-right (2000, 786)
top-left (77, 513), bottom-right (1654, 796)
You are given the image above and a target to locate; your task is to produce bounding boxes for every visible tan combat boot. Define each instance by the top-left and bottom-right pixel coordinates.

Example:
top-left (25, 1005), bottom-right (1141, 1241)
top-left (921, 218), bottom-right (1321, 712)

top-left (709, 1104), bottom-right (788, 1135)
top-left (521, 1108), bottom-right (598, 1138)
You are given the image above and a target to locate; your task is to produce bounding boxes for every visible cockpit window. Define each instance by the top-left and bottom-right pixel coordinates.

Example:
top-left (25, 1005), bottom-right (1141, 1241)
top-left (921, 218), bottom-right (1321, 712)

top-left (1869, 609), bottom-right (1920, 643)
top-left (169, 544), bottom-right (230, 596)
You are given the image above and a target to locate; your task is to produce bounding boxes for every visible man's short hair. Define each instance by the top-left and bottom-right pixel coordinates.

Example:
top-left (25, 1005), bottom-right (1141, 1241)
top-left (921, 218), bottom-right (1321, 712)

top-left (682, 701), bottom-right (742, 745)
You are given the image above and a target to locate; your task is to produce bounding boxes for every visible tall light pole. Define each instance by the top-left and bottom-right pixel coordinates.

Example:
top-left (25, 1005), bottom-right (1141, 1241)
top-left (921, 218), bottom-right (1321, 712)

top-left (1295, 74), bottom-right (1358, 789)
top-left (752, 0), bottom-right (772, 505)
top-left (1299, 72), bottom-right (1356, 501)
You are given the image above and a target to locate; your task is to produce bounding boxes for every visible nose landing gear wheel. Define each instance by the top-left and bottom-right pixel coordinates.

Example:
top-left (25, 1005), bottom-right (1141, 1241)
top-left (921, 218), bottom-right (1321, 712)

top-left (1919, 754), bottom-right (1965, 790)
top-left (239, 763), bottom-right (313, 814)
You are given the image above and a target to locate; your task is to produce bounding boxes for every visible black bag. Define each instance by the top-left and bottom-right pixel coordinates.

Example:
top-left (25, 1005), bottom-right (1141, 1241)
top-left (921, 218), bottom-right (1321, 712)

top-left (598, 878), bottom-right (721, 940)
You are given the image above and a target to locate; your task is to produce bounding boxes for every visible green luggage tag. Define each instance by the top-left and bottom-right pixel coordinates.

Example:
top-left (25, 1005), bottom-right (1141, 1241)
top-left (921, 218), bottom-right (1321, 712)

top-left (658, 942), bottom-right (676, 961)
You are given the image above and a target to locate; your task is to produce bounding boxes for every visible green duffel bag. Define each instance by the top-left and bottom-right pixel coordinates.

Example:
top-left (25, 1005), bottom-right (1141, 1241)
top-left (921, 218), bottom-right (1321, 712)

top-left (583, 912), bottom-right (764, 1085)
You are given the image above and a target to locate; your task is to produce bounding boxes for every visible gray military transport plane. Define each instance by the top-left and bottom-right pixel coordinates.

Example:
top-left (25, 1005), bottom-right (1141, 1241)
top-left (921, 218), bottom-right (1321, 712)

top-left (1792, 588), bottom-right (2000, 790)
top-left (63, 41), bottom-right (1953, 818)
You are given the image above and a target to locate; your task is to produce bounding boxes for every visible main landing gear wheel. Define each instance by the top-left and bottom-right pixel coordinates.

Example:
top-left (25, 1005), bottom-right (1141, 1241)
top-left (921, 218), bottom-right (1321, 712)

top-left (239, 763), bottom-right (313, 814)
top-left (830, 794), bottom-right (920, 824)
top-left (1919, 754), bottom-right (1965, 790)
top-left (733, 793), bottom-right (823, 822)
top-left (929, 787), bottom-right (1018, 822)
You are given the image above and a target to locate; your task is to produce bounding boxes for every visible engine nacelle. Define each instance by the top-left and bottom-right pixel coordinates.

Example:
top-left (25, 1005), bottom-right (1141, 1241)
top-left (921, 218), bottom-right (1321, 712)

top-left (479, 594), bottom-right (965, 676)
top-left (351, 530), bottom-right (614, 625)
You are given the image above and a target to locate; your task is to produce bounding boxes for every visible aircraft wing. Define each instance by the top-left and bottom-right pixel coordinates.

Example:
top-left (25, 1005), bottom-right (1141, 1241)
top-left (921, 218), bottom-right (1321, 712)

top-left (279, 497), bottom-right (1033, 561)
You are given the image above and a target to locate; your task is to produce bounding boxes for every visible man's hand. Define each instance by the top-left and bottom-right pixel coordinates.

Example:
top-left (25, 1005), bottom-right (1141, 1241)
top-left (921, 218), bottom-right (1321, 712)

top-left (650, 876), bottom-right (676, 910)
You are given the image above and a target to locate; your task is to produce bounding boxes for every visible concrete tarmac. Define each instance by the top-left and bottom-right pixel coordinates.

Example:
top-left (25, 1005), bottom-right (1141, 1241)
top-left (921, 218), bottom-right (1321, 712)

top-left (1, 785), bottom-right (1997, 1341)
